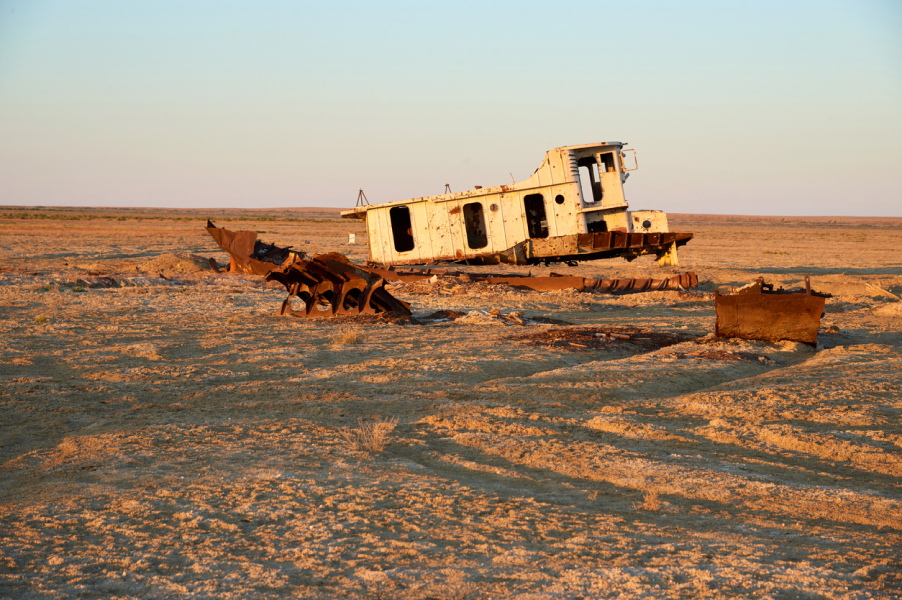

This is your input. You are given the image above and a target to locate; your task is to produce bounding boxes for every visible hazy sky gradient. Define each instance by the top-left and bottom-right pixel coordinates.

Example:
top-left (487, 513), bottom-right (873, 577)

top-left (1, 0), bottom-right (900, 215)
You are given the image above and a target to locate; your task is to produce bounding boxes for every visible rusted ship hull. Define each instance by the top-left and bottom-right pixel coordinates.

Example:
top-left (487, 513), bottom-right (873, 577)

top-left (715, 278), bottom-right (828, 345)
top-left (378, 231), bottom-right (694, 267)
top-left (342, 142), bottom-right (693, 268)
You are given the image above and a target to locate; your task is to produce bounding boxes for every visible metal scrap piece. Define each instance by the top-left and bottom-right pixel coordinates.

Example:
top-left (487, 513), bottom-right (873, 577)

top-left (366, 264), bottom-right (698, 294)
top-left (205, 220), bottom-right (305, 275)
top-left (714, 276), bottom-right (830, 345)
top-left (266, 253), bottom-right (411, 319)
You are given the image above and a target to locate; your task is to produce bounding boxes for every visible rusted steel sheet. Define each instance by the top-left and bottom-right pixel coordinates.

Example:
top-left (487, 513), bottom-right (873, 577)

top-left (582, 271), bottom-right (698, 294)
top-left (265, 253), bottom-right (410, 319)
top-left (365, 264), bottom-right (698, 294)
top-left (205, 220), bottom-right (305, 275)
top-left (526, 231), bottom-right (694, 265)
top-left (715, 277), bottom-right (830, 345)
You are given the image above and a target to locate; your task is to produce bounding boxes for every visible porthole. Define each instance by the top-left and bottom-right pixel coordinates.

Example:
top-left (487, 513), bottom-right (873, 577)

top-left (489, 203), bottom-right (498, 212)
top-left (555, 195), bottom-right (565, 205)
top-left (642, 220), bottom-right (652, 229)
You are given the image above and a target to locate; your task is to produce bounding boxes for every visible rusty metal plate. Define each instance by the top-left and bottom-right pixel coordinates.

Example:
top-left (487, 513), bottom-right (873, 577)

top-left (205, 220), bottom-right (304, 275)
top-left (715, 278), bottom-right (828, 344)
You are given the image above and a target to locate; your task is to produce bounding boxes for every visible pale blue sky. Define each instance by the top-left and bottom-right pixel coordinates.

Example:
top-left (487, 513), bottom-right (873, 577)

top-left (0, 0), bottom-right (900, 215)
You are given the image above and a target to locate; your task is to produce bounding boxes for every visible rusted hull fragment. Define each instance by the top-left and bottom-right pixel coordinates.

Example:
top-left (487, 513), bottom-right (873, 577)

top-left (367, 264), bottom-right (698, 294)
top-left (536, 231), bottom-right (694, 264)
top-left (380, 231), bottom-right (694, 267)
top-left (265, 253), bottom-right (411, 319)
top-left (205, 220), bottom-right (305, 275)
top-left (715, 277), bottom-right (829, 345)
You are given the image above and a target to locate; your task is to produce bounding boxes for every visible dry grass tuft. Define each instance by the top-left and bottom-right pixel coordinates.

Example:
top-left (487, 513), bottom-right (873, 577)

top-left (634, 490), bottom-right (661, 511)
top-left (339, 417), bottom-right (398, 453)
top-left (34, 316), bottom-right (49, 323)
top-left (330, 328), bottom-right (367, 345)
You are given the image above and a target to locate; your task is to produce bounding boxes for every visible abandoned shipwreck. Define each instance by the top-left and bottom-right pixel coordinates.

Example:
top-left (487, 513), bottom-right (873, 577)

top-left (341, 142), bottom-right (693, 266)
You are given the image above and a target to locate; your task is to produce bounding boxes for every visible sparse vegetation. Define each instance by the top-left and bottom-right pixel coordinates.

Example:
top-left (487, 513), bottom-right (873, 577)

top-left (634, 490), bottom-right (661, 511)
top-left (339, 418), bottom-right (398, 453)
top-left (34, 316), bottom-right (49, 323)
top-left (330, 328), bottom-right (367, 345)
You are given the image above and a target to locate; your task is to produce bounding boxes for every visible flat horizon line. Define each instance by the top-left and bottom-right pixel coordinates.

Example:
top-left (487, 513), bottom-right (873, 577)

top-left (1, 205), bottom-right (901, 221)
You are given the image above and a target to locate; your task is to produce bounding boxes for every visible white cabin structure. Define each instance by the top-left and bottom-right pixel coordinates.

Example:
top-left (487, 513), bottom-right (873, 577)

top-left (341, 143), bottom-right (691, 266)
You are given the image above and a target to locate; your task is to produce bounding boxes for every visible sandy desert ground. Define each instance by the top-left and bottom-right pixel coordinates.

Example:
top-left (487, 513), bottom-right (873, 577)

top-left (1, 207), bottom-right (901, 599)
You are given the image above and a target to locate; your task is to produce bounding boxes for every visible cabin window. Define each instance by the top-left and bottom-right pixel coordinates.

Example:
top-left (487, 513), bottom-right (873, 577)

top-left (463, 202), bottom-right (488, 249)
top-left (523, 194), bottom-right (549, 239)
top-left (577, 157), bottom-right (602, 203)
top-left (587, 218), bottom-right (608, 233)
top-left (389, 206), bottom-right (415, 252)
top-left (555, 194), bottom-right (565, 205)
top-left (599, 152), bottom-right (616, 173)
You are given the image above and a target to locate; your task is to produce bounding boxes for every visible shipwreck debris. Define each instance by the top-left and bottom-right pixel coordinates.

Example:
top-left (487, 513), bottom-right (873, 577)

top-left (341, 143), bottom-right (694, 267)
top-left (265, 253), bottom-right (411, 319)
top-left (205, 222), bottom-right (410, 319)
top-left (368, 265), bottom-right (698, 294)
top-left (203, 221), bottom-right (697, 321)
top-left (714, 277), bottom-right (831, 345)
top-left (205, 220), bottom-right (305, 275)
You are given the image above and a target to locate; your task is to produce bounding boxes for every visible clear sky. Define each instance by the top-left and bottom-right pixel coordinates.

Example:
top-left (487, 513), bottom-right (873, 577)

top-left (0, 0), bottom-right (900, 215)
